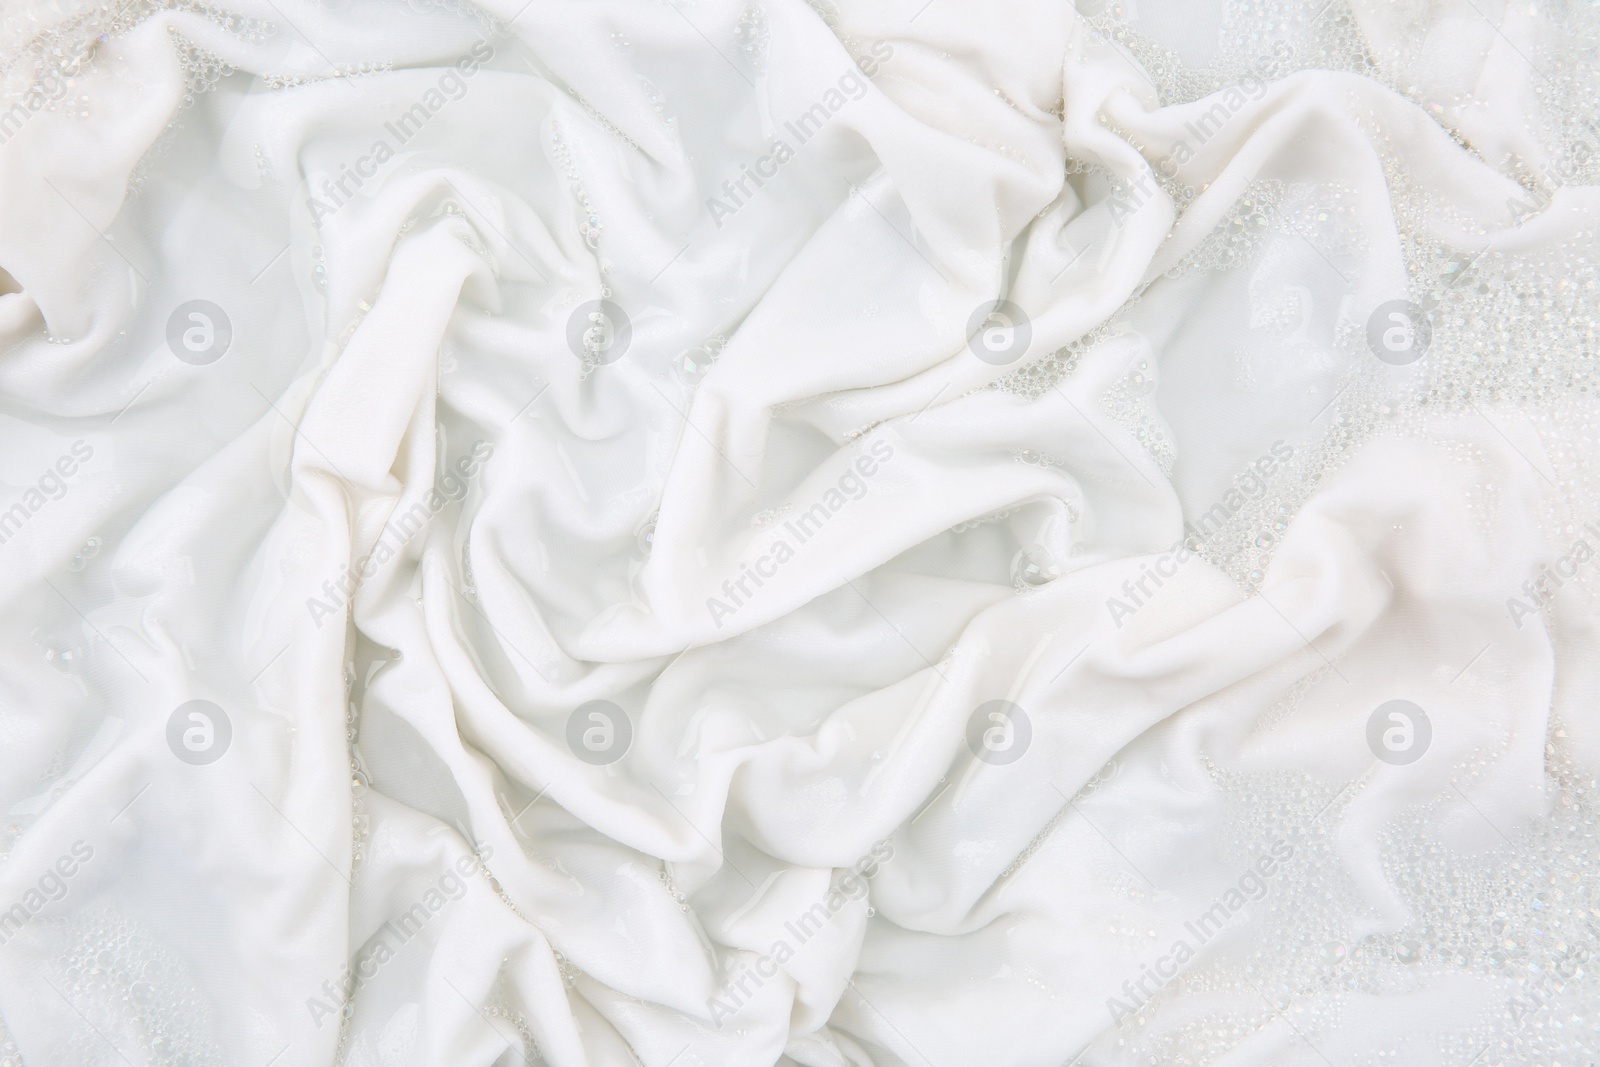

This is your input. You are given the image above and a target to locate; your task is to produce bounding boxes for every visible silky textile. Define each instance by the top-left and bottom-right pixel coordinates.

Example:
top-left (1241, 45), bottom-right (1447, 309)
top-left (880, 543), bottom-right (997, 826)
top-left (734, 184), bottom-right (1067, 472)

top-left (0, 1), bottom-right (1597, 1065)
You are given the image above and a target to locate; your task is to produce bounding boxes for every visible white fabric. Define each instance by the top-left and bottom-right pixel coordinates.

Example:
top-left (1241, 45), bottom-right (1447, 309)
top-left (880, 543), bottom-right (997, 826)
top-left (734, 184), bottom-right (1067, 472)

top-left (0, 0), bottom-right (1597, 1064)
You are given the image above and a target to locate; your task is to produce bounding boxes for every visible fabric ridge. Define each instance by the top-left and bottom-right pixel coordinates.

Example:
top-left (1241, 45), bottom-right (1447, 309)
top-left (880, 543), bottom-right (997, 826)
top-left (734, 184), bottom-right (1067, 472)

top-left (0, 0), bottom-right (1597, 1065)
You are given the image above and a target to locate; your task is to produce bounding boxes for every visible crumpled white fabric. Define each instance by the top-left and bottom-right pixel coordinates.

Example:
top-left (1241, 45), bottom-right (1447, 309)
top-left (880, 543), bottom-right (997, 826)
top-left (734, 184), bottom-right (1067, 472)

top-left (0, 0), bottom-right (1597, 1064)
